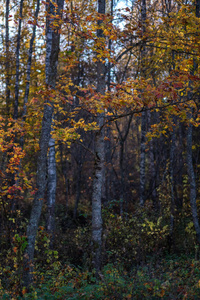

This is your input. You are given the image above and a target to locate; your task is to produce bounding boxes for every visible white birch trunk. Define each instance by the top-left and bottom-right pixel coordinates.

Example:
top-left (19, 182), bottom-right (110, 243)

top-left (45, 0), bottom-right (56, 243)
top-left (23, 0), bottom-right (64, 288)
top-left (92, 0), bottom-right (106, 273)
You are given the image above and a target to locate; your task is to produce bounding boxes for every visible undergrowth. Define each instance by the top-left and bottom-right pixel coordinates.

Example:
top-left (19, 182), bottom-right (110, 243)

top-left (1, 256), bottom-right (200, 299)
top-left (0, 204), bottom-right (200, 299)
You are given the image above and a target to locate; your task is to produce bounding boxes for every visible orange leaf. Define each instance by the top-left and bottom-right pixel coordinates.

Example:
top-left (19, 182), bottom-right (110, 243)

top-left (22, 288), bottom-right (27, 295)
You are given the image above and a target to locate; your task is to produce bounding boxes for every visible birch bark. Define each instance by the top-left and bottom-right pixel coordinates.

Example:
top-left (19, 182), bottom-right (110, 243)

top-left (45, 0), bottom-right (56, 243)
top-left (23, 0), bottom-right (64, 288)
top-left (92, 0), bottom-right (106, 273)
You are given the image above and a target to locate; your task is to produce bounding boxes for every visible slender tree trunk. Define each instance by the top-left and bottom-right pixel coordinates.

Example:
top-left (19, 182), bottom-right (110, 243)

top-left (73, 163), bottom-right (82, 219)
top-left (23, 0), bottom-right (64, 288)
top-left (185, 0), bottom-right (200, 245)
top-left (92, 0), bottom-right (106, 273)
top-left (73, 146), bottom-right (83, 219)
top-left (60, 144), bottom-right (69, 214)
top-left (5, 0), bottom-right (10, 115)
top-left (46, 136), bottom-right (56, 243)
top-left (139, 111), bottom-right (146, 206)
top-left (149, 141), bottom-right (157, 206)
top-left (46, 0), bottom-right (64, 244)
top-left (23, 105), bottom-right (53, 288)
top-left (169, 123), bottom-right (175, 250)
top-left (187, 115), bottom-right (200, 244)
top-left (45, 0), bottom-right (56, 240)
top-left (105, 125), bottom-right (112, 205)
top-left (107, 0), bottom-right (113, 91)
top-left (23, 0), bottom-right (40, 119)
top-left (20, 0), bottom-right (40, 150)
top-left (115, 115), bottom-right (133, 216)
top-left (175, 123), bottom-right (183, 209)
top-left (92, 119), bottom-right (105, 272)
top-left (103, 0), bottom-right (114, 206)
top-left (139, 0), bottom-right (147, 207)
top-left (147, 110), bottom-right (157, 209)
top-left (119, 140), bottom-right (125, 216)
top-left (11, 0), bottom-right (24, 213)
top-left (168, 48), bottom-right (176, 247)
top-left (14, 0), bottom-right (24, 120)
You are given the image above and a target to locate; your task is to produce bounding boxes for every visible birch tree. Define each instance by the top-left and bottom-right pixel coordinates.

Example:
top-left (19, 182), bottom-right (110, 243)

top-left (92, 0), bottom-right (106, 273)
top-left (23, 0), bottom-right (64, 288)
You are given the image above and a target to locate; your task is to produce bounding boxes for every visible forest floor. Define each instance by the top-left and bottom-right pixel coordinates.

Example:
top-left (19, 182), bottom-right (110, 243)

top-left (1, 253), bottom-right (200, 299)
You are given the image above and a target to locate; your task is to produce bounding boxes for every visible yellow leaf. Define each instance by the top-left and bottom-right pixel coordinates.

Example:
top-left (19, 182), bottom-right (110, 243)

top-left (45, 102), bottom-right (52, 107)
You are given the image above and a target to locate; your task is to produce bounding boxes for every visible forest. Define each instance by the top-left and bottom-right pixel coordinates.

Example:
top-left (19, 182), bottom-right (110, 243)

top-left (1, 0), bottom-right (200, 298)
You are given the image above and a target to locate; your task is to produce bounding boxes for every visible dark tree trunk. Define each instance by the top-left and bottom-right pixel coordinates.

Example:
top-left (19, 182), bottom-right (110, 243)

top-left (147, 110), bottom-right (158, 209)
top-left (73, 147), bottom-right (82, 219)
top-left (119, 139), bottom-right (125, 216)
top-left (139, 111), bottom-right (146, 206)
top-left (116, 115), bottom-right (133, 216)
top-left (60, 144), bottom-right (69, 214)
top-left (14, 0), bottom-right (24, 120)
top-left (103, 0), bottom-right (114, 206)
top-left (174, 123), bottom-right (184, 209)
top-left (169, 123), bottom-right (176, 250)
top-left (187, 116), bottom-right (200, 244)
top-left (20, 0), bottom-right (40, 150)
top-left (5, 0), bottom-right (10, 115)
top-left (11, 0), bottom-right (24, 214)
top-left (139, 0), bottom-right (147, 207)
top-left (73, 164), bottom-right (82, 219)
top-left (185, 0), bottom-right (200, 245)
top-left (23, 0), bottom-right (40, 119)
top-left (104, 125), bottom-right (112, 205)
